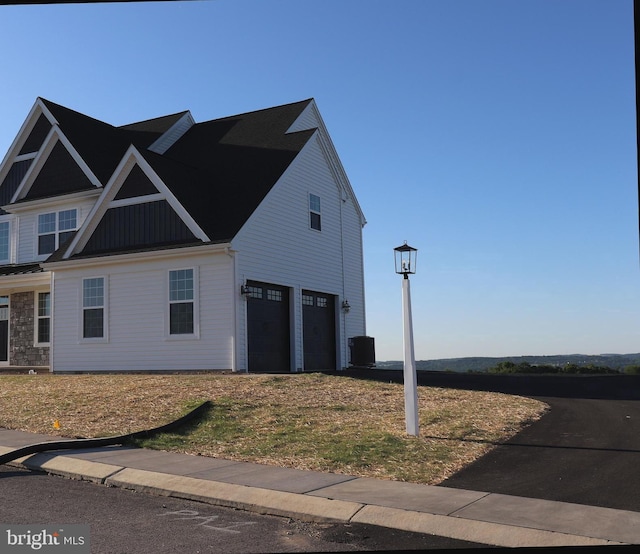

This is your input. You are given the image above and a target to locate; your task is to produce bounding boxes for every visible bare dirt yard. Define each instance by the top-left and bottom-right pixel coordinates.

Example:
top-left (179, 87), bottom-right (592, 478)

top-left (0, 372), bottom-right (547, 484)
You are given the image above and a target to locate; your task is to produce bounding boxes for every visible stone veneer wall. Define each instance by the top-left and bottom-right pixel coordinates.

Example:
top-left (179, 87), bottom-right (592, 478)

top-left (9, 291), bottom-right (49, 366)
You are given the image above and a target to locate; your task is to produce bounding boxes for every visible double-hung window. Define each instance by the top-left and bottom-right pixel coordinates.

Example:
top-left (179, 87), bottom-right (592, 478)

top-left (82, 277), bottom-right (105, 339)
top-left (38, 209), bottom-right (77, 256)
top-left (36, 292), bottom-right (51, 344)
top-left (169, 269), bottom-right (195, 335)
top-left (309, 194), bottom-right (321, 231)
top-left (0, 221), bottom-right (10, 264)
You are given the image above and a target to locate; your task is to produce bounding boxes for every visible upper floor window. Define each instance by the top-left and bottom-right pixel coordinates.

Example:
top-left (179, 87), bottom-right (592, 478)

top-left (0, 221), bottom-right (9, 264)
top-left (38, 208), bottom-right (77, 256)
top-left (309, 193), bottom-right (321, 231)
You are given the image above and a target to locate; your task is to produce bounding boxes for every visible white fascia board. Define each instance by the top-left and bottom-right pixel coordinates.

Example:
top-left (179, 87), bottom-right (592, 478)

top-left (2, 188), bottom-right (102, 215)
top-left (10, 126), bottom-right (102, 204)
top-left (133, 151), bottom-right (210, 241)
top-left (303, 102), bottom-right (367, 227)
top-left (0, 99), bottom-right (54, 188)
top-left (62, 146), bottom-right (138, 258)
top-left (43, 242), bottom-right (231, 271)
top-left (148, 111), bottom-right (195, 155)
top-left (0, 270), bottom-right (51, 291)
top-left (62, 146), bottom-right (210, 260)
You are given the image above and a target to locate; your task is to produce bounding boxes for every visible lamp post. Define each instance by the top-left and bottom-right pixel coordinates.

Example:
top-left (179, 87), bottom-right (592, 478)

top-left (394, 242), bottom-right (419, 436)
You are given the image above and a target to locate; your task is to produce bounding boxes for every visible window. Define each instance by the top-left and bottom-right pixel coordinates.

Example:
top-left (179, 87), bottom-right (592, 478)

top-left (169, 269), bottom-right (194, 335)
top-left (37, 292), bottom-right (51, 344)
top-left (246, 286), bottom-right (262, 299)
top-left (82, 277), bottom-right (105, 339)
top-left (38, 209), bottom-right (77, 255)
top-left (309, 193), bottom-right (321, 231)
top-left (267, 289), bottom-right (282, 302)
top-left (0, 221), bottom-right (9, 263)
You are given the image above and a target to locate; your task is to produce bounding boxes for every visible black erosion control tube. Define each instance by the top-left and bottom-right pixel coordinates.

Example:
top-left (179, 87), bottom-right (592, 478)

top-left (0, 400), bottom-right (212, 466)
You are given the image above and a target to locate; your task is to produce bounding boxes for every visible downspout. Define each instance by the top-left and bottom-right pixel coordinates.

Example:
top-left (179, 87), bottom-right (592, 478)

top-left (49, 271), bottom-right (54, 373)
top-left (339, 189), bottom-right (347, 370)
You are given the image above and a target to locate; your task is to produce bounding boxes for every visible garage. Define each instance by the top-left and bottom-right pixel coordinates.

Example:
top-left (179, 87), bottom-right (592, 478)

top-left (302, 290), bottom-right (337, 371)
top-left (246, 281), bottom-right (290, 372)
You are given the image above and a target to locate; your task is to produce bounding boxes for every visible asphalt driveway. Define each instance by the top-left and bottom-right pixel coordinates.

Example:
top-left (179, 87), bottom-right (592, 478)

top-left (341, 370), bottom-right (640, 512)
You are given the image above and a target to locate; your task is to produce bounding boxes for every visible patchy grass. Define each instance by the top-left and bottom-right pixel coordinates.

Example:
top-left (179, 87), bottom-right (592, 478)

top-left (0, 372), bottom-right (547, 484)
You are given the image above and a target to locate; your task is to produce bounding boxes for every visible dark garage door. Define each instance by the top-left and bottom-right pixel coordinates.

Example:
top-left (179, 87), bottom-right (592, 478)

top-left (246, 281), bottom-right (290, 372)
top-left (303, 290), bottom-right (336, 371)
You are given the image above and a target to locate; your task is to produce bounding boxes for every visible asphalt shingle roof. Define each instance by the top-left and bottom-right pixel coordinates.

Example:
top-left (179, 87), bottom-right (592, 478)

top-left (34, 98), bottom-right (316, 255)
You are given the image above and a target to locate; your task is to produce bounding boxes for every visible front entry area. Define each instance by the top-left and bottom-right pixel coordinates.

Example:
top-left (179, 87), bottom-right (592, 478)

top-left (302, 290), bottom-right (336, 371)
top-left (246, 281), bottom-right (290, 372)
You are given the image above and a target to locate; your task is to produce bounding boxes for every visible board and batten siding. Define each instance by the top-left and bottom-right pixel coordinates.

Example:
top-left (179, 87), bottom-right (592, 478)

top-left (51, 250), bottom-right (235, 372)
top-left (232, 133), bottom-right (366, 371)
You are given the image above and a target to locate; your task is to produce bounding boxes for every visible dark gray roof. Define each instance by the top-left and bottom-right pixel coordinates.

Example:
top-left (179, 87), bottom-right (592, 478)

top-left (0, 263), bottom-right (43, 277)
top-left (28, 98), bottom-right (316, 258)
top-left (118, 111), bottom-right (190, 134)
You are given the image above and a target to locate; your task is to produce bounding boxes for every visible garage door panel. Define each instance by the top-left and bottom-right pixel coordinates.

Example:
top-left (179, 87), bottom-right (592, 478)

top-left (303, 290), bottom-right (336, 371)
top-left (247, 281), bottom-right (290, 372)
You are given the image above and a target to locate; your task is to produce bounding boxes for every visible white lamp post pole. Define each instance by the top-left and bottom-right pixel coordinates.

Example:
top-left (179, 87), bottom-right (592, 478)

top-left (394, 242), bottom-right (419, 437)
top-left (402, 273), bottom-right (419, 436)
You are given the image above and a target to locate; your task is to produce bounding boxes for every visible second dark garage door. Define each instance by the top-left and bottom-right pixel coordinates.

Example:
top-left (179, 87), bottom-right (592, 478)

top-left (302, 290), bottom-right (337, 371)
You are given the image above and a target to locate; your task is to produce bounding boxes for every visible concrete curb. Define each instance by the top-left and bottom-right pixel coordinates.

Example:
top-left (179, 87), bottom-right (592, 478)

top-left (2, 448), bottom-right (636, 548)
top-left (351, 505), bottom-right (619, 547)
top-left (105, 467), bottom-right (365, 523)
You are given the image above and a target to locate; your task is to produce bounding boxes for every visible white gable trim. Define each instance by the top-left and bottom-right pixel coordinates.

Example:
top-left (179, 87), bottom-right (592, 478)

top-left (148, 111), bottom-right (195, 155)
top-left (10, 126), bottom-right (102, 204)
top-left (293, 101), bottom-right (366, 227)
top-left (0, 98), bottom-right (57, 188)
top-left (62, 146), bottom-right (210, 259)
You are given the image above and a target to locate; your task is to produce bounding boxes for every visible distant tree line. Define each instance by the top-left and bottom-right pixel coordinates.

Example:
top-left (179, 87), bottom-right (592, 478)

top-left (487, 361), bottom-right (640, 375)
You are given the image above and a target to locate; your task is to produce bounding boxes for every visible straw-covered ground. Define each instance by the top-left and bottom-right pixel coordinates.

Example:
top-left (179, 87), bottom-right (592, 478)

top-left (0, 372), bottom-right (547, 484)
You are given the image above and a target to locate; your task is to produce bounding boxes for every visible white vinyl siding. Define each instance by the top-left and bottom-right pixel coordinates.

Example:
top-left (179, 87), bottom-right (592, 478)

top-left (233, 133), bottom-right (366, 371)
top-left (51, 251), bottom-right (234, 372)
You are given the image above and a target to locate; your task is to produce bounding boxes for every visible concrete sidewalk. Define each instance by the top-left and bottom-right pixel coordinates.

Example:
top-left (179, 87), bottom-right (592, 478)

top-left (1, 428), bottom-right (638, 548)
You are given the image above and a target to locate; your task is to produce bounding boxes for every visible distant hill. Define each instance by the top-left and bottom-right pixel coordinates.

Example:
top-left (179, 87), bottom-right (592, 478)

top-left (374, 353), bottom-right (640, 373)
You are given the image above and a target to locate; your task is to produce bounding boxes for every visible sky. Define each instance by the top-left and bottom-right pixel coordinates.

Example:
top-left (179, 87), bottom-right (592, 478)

top-left (0, 0), bottom-right (637, 361)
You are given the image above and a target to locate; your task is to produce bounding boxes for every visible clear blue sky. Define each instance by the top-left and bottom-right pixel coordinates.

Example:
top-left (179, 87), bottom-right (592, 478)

top-left (0, 0), bottom-right (637, 361)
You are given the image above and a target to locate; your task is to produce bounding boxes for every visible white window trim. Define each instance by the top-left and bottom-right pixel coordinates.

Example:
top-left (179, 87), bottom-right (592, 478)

top-left (34, 289), bottom-right (51, 346)
top-left (36, 208), bottom-right (78, 260)
top-left (79, 275), bottom-right (108, 343)
top-left (309, 193), bottom-right (321, 232)
top-left (0, 219), bottom-right (11, 265)
top-left (165, 266), bottom-right (200, 340)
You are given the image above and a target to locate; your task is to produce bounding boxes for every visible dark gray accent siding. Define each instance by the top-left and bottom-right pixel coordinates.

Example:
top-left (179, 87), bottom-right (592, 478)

top-left (0, 159), bottom-right (32, 214)
top-left (18, 113), bottom-right (51, 155)
top-left (82, 200), bottom-right (198, 254)
top-left (114, 165), bottom-right (159, 200)
top-left (26, 141), bottom-right (96, 200)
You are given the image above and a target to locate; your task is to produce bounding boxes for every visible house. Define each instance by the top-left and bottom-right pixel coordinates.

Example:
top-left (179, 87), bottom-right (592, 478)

top-left (0, 97), bottom-right (367, 372)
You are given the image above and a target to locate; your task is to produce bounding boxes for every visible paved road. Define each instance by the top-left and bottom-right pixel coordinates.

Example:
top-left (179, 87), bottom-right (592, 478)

top-left (0, 466), bottom-right (488, 552)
